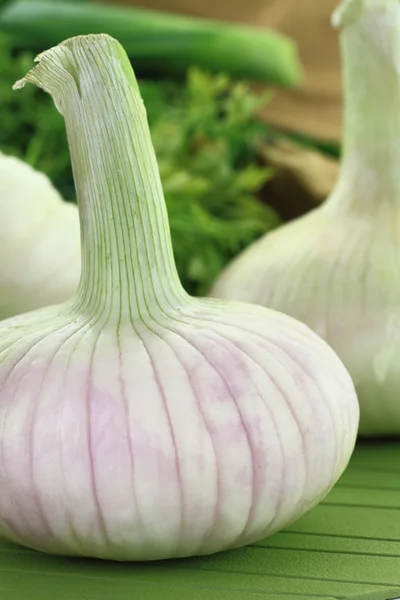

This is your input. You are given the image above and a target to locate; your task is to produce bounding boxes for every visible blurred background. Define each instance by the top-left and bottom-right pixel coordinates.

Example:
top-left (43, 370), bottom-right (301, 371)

top-left (0, 0), bottom-right (342, 296)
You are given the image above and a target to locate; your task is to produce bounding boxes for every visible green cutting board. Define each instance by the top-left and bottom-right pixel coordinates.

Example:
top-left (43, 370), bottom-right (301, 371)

top-left (1, 441), bottom-right (400, 600)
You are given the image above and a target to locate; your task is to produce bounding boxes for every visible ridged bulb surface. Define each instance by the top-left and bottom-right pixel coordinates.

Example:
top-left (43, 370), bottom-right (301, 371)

top-left (0, 297), bottom-right (359, 560)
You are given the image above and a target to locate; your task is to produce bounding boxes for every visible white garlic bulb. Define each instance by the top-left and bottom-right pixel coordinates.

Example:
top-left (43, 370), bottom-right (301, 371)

top-left (0, 34), bottom-right (359, 561)
top-left (211, 0), bottom-right (400, 436)
top-left (0, 152), bottom-right (80, 318)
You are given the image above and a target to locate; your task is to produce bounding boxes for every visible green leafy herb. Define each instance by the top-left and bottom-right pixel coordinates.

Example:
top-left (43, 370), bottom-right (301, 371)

top-left (0, 34), bottom-right (278, 295)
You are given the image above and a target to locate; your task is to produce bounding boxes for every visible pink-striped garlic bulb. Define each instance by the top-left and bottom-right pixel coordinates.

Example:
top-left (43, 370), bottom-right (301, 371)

top-left (0, 34), bottom-right (359, 561)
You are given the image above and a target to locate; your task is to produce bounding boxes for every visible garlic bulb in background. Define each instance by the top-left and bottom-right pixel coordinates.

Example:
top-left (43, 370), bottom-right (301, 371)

top-left (211, 0), bottom-right (400, 436)
top-left (0, 152), bottom-right (80, 318)
top-left (0, 35), bottom-right (358, 561)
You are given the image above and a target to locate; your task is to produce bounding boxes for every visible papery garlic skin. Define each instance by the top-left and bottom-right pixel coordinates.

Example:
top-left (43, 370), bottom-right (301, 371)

top-left (0, 35), bottom-right (359, 561)
top-left (211, 0), bottom-right (400, 436)
top-left (0, 152), bottom-right (80, 318)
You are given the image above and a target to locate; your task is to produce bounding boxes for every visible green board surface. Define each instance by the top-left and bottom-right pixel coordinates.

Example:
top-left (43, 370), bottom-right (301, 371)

top-left (1, 441), bottom-right (400, 600)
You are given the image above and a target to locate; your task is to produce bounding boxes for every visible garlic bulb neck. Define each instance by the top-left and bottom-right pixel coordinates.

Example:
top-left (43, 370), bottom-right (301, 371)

top-left (15, 36), bottom-right (186, 320)
top-left (329, 0), bottom-right (400, 214)
top-left (332, 0), bottom-right (392, 27)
